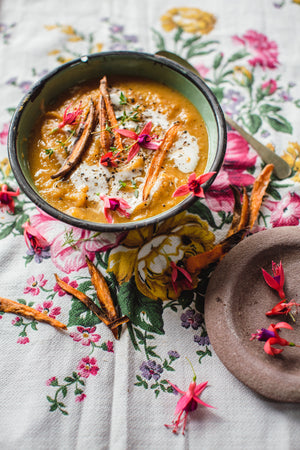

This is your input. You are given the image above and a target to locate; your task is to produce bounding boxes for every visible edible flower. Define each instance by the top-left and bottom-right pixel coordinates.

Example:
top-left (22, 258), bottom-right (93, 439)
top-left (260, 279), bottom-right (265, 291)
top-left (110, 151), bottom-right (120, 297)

top-left (250, 322), bottom-right (299, 355)
top-left (266, 299), bottom-right (300, 318)
top-left (0, 184), bottom-right (20, 213)
top-left (165, 359), bottom-right (214, 435)
top-left (115, 121), bottom-right (160, 162)
top-left (172, 172), bottom-right (216, 198)
top-left (58, 102), bottom-right (83, 129)
top-left (99, 194), bottom-right (131, 223)
top-left (262, 261), bottom-right (286, 300)
top-left (100, 151), bottom-right (120, 168)
top-left (22, 221), bottom-right (51, 262)
top-left (170, 261), bottom-right (193, 294)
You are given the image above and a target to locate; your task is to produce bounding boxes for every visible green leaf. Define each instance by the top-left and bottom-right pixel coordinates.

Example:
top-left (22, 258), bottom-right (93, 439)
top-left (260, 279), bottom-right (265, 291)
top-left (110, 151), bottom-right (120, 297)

top-left (155, 389), bottom-right (160, 398)
top-left (61, 410), bottom-right (69, 416)
top-left (64, 377), bottom-right (74, 383)
top-left (75, 388), bottom-right (83, 395)
top-left (49, 403), bottom-right (58, 412)
top-left (241, 113), bottom-right (262, 134)
top-left (0, 222), bottom-right (15, 240)
top-left (117, 277), bottom-right (164, 335)
top-left (227, 49), bottom-right (248, 63)
top-left (186, 47), bottom-right (215, 59)
top-left (188, 200), bottom-right (219, 229)
top-left (182, 35), bottom-right (202, 48)
top-left (213, 52), bottom-right (223, 69)
top-left (294, 99), bottom-right (300, 108)
top-left (211, 87), bottom-right (224, 103)
top-left (61, 386), bottom-right (67, 398)
top-left (14, 213), bottom-right (30, 234)
top-left (152, 28), bottom-right (166, 51)
top-left (174, 26), bottom-right (183, 43)
top-left (67, 296), bottom-right (101, 328)
top-left (47, 396), bottom-right (54, 403)
top-left (259, 103), bottom-right (282, 114)
top-left (30, 321), bottom-right (38, 331)
top-left (265, 114), bottom-right (293, 134)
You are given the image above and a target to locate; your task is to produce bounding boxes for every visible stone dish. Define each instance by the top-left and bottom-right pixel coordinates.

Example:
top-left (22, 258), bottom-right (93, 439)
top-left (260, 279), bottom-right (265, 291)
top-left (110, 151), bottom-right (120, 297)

top-left (205, 227), bottom-right (300, 402)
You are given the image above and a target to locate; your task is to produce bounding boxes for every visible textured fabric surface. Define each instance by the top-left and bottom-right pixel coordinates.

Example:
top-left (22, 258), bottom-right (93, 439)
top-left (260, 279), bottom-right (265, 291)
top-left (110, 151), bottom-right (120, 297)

top-left (0, 0), bottom-right (300, 448)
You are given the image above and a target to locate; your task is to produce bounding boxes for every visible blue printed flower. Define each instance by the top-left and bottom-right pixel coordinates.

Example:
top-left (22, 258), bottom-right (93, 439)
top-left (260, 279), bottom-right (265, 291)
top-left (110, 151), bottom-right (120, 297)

top-left (168, 350), bottom-right (180, 360)
top-left (194, 335), bottom-right (210, 346)
top-left (140, 360), bottom-right (163, 381)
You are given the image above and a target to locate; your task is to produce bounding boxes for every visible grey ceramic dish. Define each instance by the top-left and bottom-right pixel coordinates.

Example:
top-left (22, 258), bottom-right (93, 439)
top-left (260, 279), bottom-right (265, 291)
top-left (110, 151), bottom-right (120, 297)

top-left (8, 51), bottom-right (226, 232)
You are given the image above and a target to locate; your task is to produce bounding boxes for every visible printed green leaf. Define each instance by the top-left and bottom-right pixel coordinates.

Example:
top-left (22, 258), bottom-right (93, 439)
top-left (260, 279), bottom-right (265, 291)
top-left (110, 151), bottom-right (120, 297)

top-left (174, 26), bottom-right (183, 43)
top-left (118, 277), bottom-right (164, 335)
top-left (265, 114), bottom-right (293, 134)
top-left (152, 28), bottom-right (166, 51)
top-left (0, 222), bottom-right (15, 240)
top-left (67, 296), bottom-right (101, 328)
top-left (213, 52), bottom-right (223, 69)
top-left (61, 386), bottom-right (67, 398)
top-left (49, 403), bottom-right (58, 412)
top-left (182, 35), bottom-right (202, 48)
top-left (186, 47), bottom-right (215, 59)
top-left (259, 103), bottom-right (282, 114)
top-left (188, 201), bottom-right (220, 229)
top-left (241, 113), bottom-right (262, 134)
top-left (227, 49), bottom-right (248, 62)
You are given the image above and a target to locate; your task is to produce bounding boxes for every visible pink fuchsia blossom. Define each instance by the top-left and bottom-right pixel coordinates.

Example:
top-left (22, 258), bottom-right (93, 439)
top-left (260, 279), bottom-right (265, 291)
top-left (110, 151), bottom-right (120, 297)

top-left (58, 102), bottom-right (83, 129)
top-left (173, 172), bottom-right (216, 198)
top-left (250, 322), bottom-right (298, 355)
top-left (0, 184), bottom-right (20, 213)
top-left (28, 208), bottom-right (125, 273)
top-left (24, 274), bottom-right (47, 296)
top-left (205, 131), bottom-right (257, 212)
top-left (262, 261), bottom-right (285, 300)
top-left (17, 336), bottom-right (30, 345)
top-left (170, 262), bottom-right (193, 294)
top-left (0, 123), bottom-right (9, 145)
top-left (54, 276), bottom-right (78, 296)
top-left (264, 192), bottom-right (300, 227)
top-left (77, 356), bottom-right (99, 378)
top-left (232, 29), bottom-right (279, 69)
top-left (266, 299), bottom-right (300, 317)
top-left (165, 375), bottom-right (214, 435)
top-left (75, 393), bottom-right (86, 403)
top-left (261, 79), bottom-right (277, 95)
top-left (100, 151), bottom-right (120, 167)
top-left (22, 221), bottom-right (51, 263)
top-left (35, 300), bottom-right (61, 319)
top-left (100, 194), bottom-right (131, 223)
top-left (70, 326), bottom-right (101, 346)
top-left (115, 121), bottom-right (160, 162)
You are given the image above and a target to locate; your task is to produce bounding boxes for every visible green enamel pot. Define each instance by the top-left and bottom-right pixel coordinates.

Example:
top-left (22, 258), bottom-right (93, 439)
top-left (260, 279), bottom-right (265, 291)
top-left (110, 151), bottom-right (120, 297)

top-left (8, 51), bottom-right (226, 232)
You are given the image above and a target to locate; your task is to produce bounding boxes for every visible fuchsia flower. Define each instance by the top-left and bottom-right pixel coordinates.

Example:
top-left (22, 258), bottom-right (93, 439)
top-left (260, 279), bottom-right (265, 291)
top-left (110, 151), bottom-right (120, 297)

top-left (100, 151), bottom-right (120, 167)
top-left (250, 322), bottom-right (298, 355)
top-left (0, 184), bottom-right (20, 213)
top-left (77, 356), bottom-right (99, 378)
top-left (262, 261), bottom-right (285, 300)
top-left (173, 172), bottom-right (216, 198)
top-left (70, 326), bottom-right (101, 346)
top-left (99, 194), bottom-right (131, 223)
top-left (165, 370), bottom-right (214, 435)
top-left (115, 121), bottom-right (160, 162)
top-left (170, 262), bottom-right (193, 294)
top-left (232, 30), bottom-right (279, 69)
top-left (22, 221), bottom-right (51, 262)
top-left (58, 102), bottom-right (83, 129)
top-left (266, 299), bottom-right (300, 317)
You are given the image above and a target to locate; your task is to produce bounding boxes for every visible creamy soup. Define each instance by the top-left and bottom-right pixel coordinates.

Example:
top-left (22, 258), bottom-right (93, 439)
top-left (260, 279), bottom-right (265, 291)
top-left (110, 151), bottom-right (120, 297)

top-left (28, 76), bottom-right (209, 224)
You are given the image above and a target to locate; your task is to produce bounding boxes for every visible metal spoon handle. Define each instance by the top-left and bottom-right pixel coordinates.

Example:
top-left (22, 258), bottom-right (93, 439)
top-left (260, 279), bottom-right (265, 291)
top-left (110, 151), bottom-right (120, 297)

top-left (155, 50), bottom-right (292, 180)
top-left (224, 115), bottom-right (291, 179)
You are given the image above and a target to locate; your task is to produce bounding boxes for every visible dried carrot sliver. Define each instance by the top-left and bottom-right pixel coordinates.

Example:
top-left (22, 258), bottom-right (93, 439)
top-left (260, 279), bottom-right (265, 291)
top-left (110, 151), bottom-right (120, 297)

top-left (186, 229), bottom-right (246, 274)
top-left (0, 296), bottom-right (67, 330)
top-left (143, 123), bottom-right (180, 201)
top-left (98, 93), bottom-right (111, 154)
top-left (99, 76), bottom-right (123, 151)
top-left (248, 164), bottom-right (274, 229)
top-left (51, 98), bottom-right (95, 179)
top-left (226, 185), bottom-right (242, 237)
top-left (238, 186), bottom-right (250, 231)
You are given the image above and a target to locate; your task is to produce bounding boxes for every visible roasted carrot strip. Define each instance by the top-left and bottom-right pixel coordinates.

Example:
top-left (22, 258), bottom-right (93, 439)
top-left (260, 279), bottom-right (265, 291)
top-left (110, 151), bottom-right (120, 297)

top-left (248, 164), bottom-right (274, 229)
top-left (0, 296), bottom-right (67, 330)
top-left (226, 185), bottom-right (242, 237)
top-left (186, 229), bottom-right (246, 274)
top-left (143, 123), bottom-right (180, 201)
top-left (99, 76), bottom-right (123, 151)
top-left (51, 98), bottom-right (95, 179)
top-left (98, 94), bottom-right (111, 154)
top-left (238, 187), bottom-right (249, 231)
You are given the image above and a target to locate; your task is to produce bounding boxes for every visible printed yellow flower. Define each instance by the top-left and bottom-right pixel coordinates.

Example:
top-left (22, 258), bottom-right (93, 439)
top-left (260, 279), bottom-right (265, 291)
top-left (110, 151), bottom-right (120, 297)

top-left (233, 66), bottom-right (253, 86)
top-left (107, 211), bottom-right (215, 300)
top-left (161, 7), bottom-right (216, 35)
top-left (0, 158), bottom-right (11, 178)
top-left (282, 141), bottom-right (300, 182)
top-left (293, 0), bottom-right (300, 4)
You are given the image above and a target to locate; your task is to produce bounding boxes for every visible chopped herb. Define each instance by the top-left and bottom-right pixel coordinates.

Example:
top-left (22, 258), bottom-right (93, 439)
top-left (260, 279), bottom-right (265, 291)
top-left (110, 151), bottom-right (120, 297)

top-left (117, 105), bottom-right (140, 126)
top-left (45, 148), bottom-right (54, 158)
top-left (110, 146), bottom-right (118, 153)
top-left (119, 92), bottom-right (129, 105)
top-left (119, 180), bottom-right (127, 189)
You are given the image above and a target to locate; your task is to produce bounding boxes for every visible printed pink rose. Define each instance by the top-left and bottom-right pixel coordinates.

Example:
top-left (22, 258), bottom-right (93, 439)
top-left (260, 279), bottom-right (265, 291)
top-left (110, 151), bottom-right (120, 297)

top-left (264, 192), bottom-right (300, 227)
top-left (70, 326), bottom-right (101, 346)
top-left (29, 208), bottom-right (126, 273)
top-left (17, 336), bottom-right (30, 344)
top-left (0, 123), bottom-right (9, 145)
top-left (12, 317), bottom-right (21, 325)
top-left (35, 300), bottom-right (61, 319)
top-left (261, 79), bottom-right (277, 95)
top-left (106, 341), bottom-right (114, 353)
top-left (46, 376), bottom-right (57, 386)
top-left (24, 274), bottom-right (47, 296)
top-left (205, 131), bottom-right (257, 212)
top-left (75, 393), bottom-right (86, 403)
top-left (195, 63), bottom-right (210, 78)
top-left (233, 30), bottom-right (279, 69)
top-left (77, 356), bottom-right (99, 378)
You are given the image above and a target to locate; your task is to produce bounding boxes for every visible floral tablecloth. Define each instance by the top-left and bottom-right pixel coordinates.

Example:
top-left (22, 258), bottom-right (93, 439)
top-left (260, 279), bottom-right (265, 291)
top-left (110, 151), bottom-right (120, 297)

top-left (1, 0), bottom-right (300, 448)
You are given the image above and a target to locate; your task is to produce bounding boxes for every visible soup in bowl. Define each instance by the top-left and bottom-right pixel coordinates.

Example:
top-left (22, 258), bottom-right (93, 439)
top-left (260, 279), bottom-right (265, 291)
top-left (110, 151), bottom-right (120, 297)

top-left (8, 51), bottom-right (226, 231)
